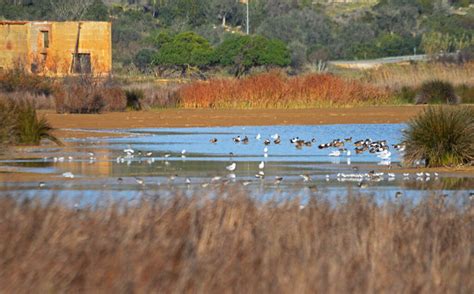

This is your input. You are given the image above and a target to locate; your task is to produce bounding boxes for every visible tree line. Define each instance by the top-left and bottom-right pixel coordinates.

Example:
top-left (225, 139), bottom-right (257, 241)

top-left (1, 0), bottom-right (472, 74)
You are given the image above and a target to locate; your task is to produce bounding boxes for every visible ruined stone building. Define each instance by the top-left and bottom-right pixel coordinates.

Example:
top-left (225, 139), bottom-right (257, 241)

top-left (0, 21), bottom-right (112, 75)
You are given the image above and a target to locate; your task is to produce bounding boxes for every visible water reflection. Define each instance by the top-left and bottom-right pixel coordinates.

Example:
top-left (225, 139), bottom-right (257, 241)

top-left (0, 124), bottom-right (473, 201)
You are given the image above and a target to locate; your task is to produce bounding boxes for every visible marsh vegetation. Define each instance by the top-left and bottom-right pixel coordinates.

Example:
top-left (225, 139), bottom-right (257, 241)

top-left (0, 190), bottom-right (471, 293)
top-left (403, 106), bottom-right (474, 167)
top-left (0, 97), bottom-right (60, 147)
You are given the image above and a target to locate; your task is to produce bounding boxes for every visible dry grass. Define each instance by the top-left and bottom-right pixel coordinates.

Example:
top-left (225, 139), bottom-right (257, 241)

top-left (124, 82), bottom-right (181, 109)
top-left (0, 189), bottom-right (472, 293)
top-left (54, 76), bottom-right (127, 114)
top-left (178, 72), bottom-right (390, 109)
top-left (364, 62), bottom-right (474, 89)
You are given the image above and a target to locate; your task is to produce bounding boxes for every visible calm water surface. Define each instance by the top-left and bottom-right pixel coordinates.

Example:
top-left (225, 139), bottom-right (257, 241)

top-left (1, 124), bottom-right (472, 204)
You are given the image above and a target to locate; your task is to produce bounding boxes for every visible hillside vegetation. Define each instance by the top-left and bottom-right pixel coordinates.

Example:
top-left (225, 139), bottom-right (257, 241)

top-left (0, 0), bottom-right (472, 75)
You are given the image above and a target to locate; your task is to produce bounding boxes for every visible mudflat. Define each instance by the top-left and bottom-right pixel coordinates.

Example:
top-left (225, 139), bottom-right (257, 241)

top-left (43, 106), bottom-right (426, 136)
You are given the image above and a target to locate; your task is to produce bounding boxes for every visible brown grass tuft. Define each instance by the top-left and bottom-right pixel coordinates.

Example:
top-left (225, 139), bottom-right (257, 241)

top-left (0, 190), bottom-right (471, 293)
top-left (54, 76), bottom-right (127, 114)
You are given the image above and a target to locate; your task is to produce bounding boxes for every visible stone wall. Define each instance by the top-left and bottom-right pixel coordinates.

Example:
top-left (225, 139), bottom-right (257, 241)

top-left (0, 21), bottom-right (29, 71)
top-left (0, 21), bottom-right (112, 75)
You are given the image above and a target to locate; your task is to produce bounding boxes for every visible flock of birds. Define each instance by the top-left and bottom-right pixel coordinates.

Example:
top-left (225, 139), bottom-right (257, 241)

top-left (42, 131), bottom-right (436, 193)
top-left (34, 130), bottom-right (474, 203)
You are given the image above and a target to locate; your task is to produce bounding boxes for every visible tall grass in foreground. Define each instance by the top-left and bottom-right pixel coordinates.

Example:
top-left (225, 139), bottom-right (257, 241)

top-left (403, 106), bottom-right (474, 167)
top-left (0, 97), bottom-right (60, 146)
top-left (0, 191), bottom-right (471, 293)
top-left (179, 72), bottom-right (390, 108)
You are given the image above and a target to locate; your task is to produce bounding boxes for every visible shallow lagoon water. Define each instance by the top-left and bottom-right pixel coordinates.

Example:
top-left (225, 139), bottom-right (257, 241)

top-left (1, 124), bottom-right (473, 204)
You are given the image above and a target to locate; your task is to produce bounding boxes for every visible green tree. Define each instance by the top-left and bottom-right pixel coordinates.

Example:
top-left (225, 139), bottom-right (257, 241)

top-left (83, 0), bottom-right (109, 21)
top-left (153, 31), bottom-right (214, 74)
top-left (134, 48), bottom-right (156, 72)
top-left (214, 34), bottom-right (290, 77)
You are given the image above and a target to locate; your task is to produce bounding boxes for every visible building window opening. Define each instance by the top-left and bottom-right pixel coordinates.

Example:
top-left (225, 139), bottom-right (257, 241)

top-left (41, 31), bottom-right (49, 48)
top-left (72, 53), bottom-right (92, 74)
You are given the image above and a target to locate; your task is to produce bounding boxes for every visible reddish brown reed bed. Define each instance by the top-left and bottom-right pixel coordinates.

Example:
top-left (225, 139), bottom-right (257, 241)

top-left (0, 190), bottom-right (471, 293)
top-left (179, 72), bottom-right (390, 108)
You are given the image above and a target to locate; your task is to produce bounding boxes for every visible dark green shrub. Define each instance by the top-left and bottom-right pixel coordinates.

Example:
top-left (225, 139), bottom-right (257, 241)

top-left (134, 49), bottom-right (156, 72)
top-left (153, 32), bottom-right (214, 71)
top-left (0, 97), bottom-right (60, 146)
top-left (125, 89), bottom-right (144, 111)
top-left (415, 80), bottom-right (460, 104)
top-left (403, 106), bottom-right (474, 167)
top-left (213, 34), bottom-right (291, 77)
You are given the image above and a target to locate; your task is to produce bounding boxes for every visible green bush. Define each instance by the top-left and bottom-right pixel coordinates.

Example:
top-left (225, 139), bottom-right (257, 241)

top-left (213, 34), bottom-right (290, 77)
top-left (0, 97), bottom-right (60, 147)
top-left (403, 106), bottom-right (474, 167)
top-left (153, 32), bottom-right (214, 70)
top-left (415, 80), bottom-right (460, 104)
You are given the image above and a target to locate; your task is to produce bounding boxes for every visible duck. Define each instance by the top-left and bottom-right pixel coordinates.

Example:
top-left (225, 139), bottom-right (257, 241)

top-left (345, 137), bottom-right (352, 142)
top-left (135, 177), bottom-right (145, 185)
top-left (264, 139), bottom-right (271, 145)
top-left (377, 150), bottom-right (391, 160)
top-left (62, 172), bottom-right (75, 179)
top-left (329, 150), bottom-right (341, 157)
top-left (274, 137), bottom-right (281, 144)
top-left (395, 191), bottom-right (403, 199)
top-left (393, 143), bottom-right (406, 151)
top-left (274, 176), bottom-right (283, 185)
top-left (354, 140), bottom-right (364, 147)
top-left (124, 146), bottom-right (134, 154)
top-left (211, 176), bottom-right (222, 182)
top-left (242, 136), bottom-right (249, 144)
top-left (242, 180), bottom-right (252, 186)
top-left (318, 143), bottom-right (329, 149)
top-left (333, 141), bottom-right (344, 148)
top-left (210, 138), bottom-right (218, 144)
top-left (290, 137), bottom-right (299, 144)
top-left (300, 174), bottom-right (312, 182)
top-left (233, 136), bottom-right (241, 143)
top-left (226, 162), bottom-right (236, 171)
top-left (255, 173), bottom-right (265, 179)
top-left (358, 180), bottom-right (369, 189)
top-left (295, 140), bottom-right (305, 149)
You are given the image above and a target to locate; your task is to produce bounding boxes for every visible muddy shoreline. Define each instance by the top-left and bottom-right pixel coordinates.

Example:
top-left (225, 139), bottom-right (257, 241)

top-left (42, 106), bottom-right (427, 138)
top-left (2, 106), bottom-right (472, 183)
